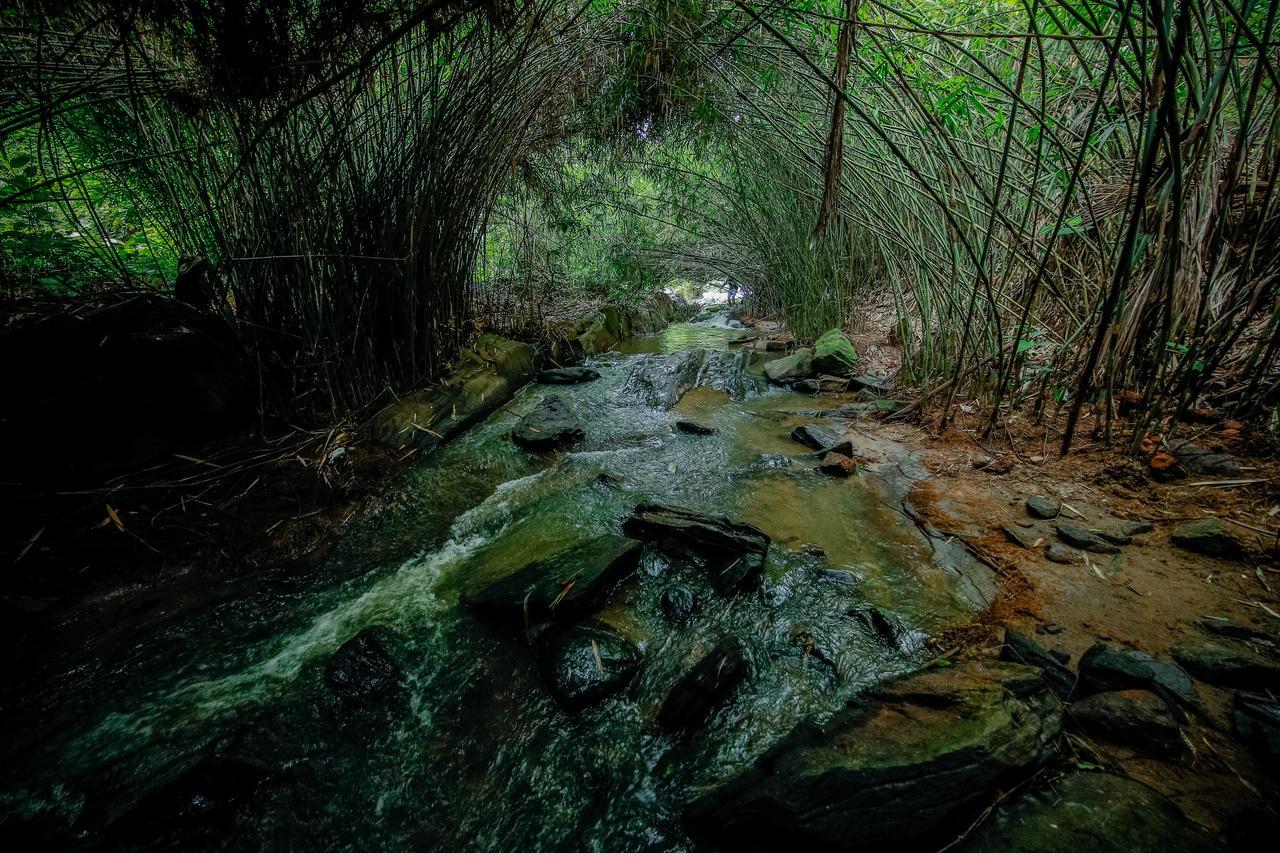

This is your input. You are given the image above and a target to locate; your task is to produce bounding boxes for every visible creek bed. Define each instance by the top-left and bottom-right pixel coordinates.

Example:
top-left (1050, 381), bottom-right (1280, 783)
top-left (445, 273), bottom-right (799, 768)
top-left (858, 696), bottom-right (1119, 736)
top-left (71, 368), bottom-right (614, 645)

top-left (1, 322), bottom-right (985, 850)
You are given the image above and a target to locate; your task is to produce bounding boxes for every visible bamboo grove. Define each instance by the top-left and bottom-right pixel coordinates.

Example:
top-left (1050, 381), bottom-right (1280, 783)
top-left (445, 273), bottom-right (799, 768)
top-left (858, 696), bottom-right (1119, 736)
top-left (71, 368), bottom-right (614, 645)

top-left (2, 0), bottom-right (1277, 450)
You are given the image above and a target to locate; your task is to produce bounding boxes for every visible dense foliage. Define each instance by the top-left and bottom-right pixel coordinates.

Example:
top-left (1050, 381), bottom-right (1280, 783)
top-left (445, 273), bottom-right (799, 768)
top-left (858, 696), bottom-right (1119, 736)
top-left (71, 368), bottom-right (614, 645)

top-left (1, 1), bottom-right (1276, 442)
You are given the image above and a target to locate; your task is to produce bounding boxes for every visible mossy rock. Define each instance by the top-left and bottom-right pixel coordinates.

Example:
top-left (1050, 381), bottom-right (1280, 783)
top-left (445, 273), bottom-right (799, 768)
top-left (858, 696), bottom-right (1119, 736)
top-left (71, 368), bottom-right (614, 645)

top-left (812, 329), bottom-right (858, 375)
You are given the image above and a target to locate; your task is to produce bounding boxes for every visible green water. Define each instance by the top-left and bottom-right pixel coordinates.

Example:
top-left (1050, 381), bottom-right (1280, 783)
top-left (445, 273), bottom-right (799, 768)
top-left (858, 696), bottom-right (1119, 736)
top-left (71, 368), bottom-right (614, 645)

top-left (0, 324), bottom-right (984, 850)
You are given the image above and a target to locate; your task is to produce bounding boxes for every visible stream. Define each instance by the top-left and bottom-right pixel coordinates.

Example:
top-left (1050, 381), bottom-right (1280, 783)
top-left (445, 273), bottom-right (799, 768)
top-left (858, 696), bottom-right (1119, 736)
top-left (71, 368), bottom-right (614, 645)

top-left (1, 320), bottom-right (991, 850)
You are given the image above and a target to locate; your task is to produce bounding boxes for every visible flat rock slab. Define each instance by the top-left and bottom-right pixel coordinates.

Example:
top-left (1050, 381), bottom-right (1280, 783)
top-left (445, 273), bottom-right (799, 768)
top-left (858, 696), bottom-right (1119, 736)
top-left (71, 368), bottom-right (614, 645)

top-left (657, 638), bottom-right (750, 730)
top-left (535, 620), bottom-right (641, 710)
top-left (512, 395), bottom-right (585, 450)
top-left (1056, 523), bottom-right (1121, 554)
top-left (1170, 518), bottom-right (1245, 559)
top-left (790, 423), bottom-right (843, 452)
top-left (465, 535), bottom-right (642, 626)
top-left (1069, 689), bottom-right (1182, 756)
top-left (1077, 642), bottom-right (1200, 713)
top-left (537, 366), bottom-right (601, 384)
top-left (623, 503), bottom-right (769, 596)
top-left (686, 661), bottom-right (1062, 851)
top-left (325, 628), bottom-right (401, 701)
top-left (1172, 637), bottom-right (1280, 690)
top-left (958, 771), bottom-right (1222, 853)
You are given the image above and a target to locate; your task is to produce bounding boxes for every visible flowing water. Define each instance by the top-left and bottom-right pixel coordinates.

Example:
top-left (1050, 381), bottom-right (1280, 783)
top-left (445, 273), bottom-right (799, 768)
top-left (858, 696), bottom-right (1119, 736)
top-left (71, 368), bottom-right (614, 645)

top-left (1, 322), bottom-right (989, 850)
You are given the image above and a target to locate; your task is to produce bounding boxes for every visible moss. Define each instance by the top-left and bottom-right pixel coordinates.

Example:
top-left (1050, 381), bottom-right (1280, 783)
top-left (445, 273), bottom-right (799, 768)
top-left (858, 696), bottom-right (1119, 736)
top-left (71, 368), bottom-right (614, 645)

top-left (813, 329), bottom-right (858, 373)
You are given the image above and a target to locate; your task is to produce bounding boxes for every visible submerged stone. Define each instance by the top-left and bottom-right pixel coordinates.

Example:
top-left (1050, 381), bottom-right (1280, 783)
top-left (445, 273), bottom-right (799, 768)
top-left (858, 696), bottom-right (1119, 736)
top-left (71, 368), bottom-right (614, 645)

top-left (325, 628), bottom-right (401, 701)
top-left (1171, 518), bottom-right (1245, 559)
top-left (535, 620), bottom-right (641, 711)
top-left (464, 535), bottom-right (642, 627)
top-left (511, 395), bottom-right (585, 450)
top-left (849, 605), bottom-right (925, 653)
top-left (623, 504), bottom-right (769, 596)
top-left (1069, 689), bottom-right (1182, 756)
top-left (675, 419), bottom-right (717, 435)
top-left (537, 366), bottom-right (600, 384)
top-left (660, 584), bottom-right (696, 622)
top-left (686, 661), bottom-right (1062, 851)
top-left (657, 638), bottom-right (750, 730)
top-left (959, 771), bottom-right (1221, 853)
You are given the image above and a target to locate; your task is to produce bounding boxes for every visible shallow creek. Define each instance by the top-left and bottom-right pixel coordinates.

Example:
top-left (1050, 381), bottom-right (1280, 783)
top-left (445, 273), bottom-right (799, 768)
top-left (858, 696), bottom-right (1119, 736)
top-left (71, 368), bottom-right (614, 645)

top-left (3, 322), bottom-right (989, 850)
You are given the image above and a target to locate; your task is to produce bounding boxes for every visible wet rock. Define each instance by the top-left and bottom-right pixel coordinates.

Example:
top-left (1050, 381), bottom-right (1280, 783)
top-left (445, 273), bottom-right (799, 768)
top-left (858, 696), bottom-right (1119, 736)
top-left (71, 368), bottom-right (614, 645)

top-left (686, 661), bottom-right (1062, 851)
top-left (103, 755), bottom-right (279, 850)
top-left (465, 535), bottom-right (642, 626)
top-left (1077, 643), bottom-right (1200, 714)
top-left (849, 605), bottom-right (925, 653)
top-left (1002, 523), bottom-right (1041, 549)
top-left (1000, 629), bottom-right (1075, 700)
top-left (1093, 527), bottom-right (1134, 546)
top-left (1121, 520), bottom-right (1155, 536)
top-left (660, 585), bottom-right (696, 622)
top-left (623, 504), bottom-right (769, 596)
top-left (537, 366), bottom-right (600, 384)
top-left (790, 423), bottom-right (843, 452)
top-left (1171, 637), bottom-right (1280, 690)
top-left (958, 771), bottom-right (1221, 853)
top-left (791, 626), bottom-right (839, 672)
top-left (1170, 518), bottom-right (1245, 559)
top-left (1233, 692), bottom-right (1280, 767)
top-left (674, 419), bottom-right (717, 435)
top-left (657, 638), bottom-right (750, 730)
top-left (511, 395), bottom-right (585, 450)
top-left (812, 329), bottom-right (859, 376)
top-left (762, 347), bottom-right (813, 385)
top-left (1026, 495), bottom-right (1060, 520)
top-left (534, 620), bottom-right (641, 711)
top-left (325, 628), bottom-right (401, 701)
top-left (817, 452), bottom-right (858, 477)
top-left (1069, 689), bottom-right (1183, 756)
top-left (1045, 543), bottom-right (1078, 564)
top-left (1056, 523), bottom-right (1120, 554)
top-left (792, 378), bottom-right (820, 394)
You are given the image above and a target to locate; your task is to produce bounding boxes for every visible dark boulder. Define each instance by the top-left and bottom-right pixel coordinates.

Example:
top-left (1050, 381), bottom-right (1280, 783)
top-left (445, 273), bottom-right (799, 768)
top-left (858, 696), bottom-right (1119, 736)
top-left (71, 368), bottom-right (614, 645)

top-left (1026, 495), bottom-right (1061, 520)
top-left (623, 504), bottom-right (769, 596)
top-left (1056, 523), bottom-right (1121, 554)
top-left (537, 366), bottom-right (601, 384)
top-left (1233, 692), bottom-right (1280, 768)
top-left (534, 620), bottom-right (641, 711)
top-left (1001, 629), bottom-right (1075, 700)
top-left (657, 638), bottom-right (750, 730)
top-left (1172, 636), bottom-right (1280, 690)
top-left (958, 771), bottom-right (1222, 853)
top-left (675, 420), bottom-right (717, 435)
top-left (660, 585), bottom-right (696, 622)
top-left (1069, 689), bottom-right (1183, 756)
top-left (464, 535), bottom-right (642, 627)
top-left (1170, 518), bottom-right (1245, 559)
top-left (812, 329), bottom-right (859, 376)
top-left (686, 661), bottom-right (1062, 851)
top-left (1076, 643), bottom-right (1200, 714)
top-left (325, 628), bottom-right (401, 701)
top-left (512, 394), bottom-right (585, 450)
